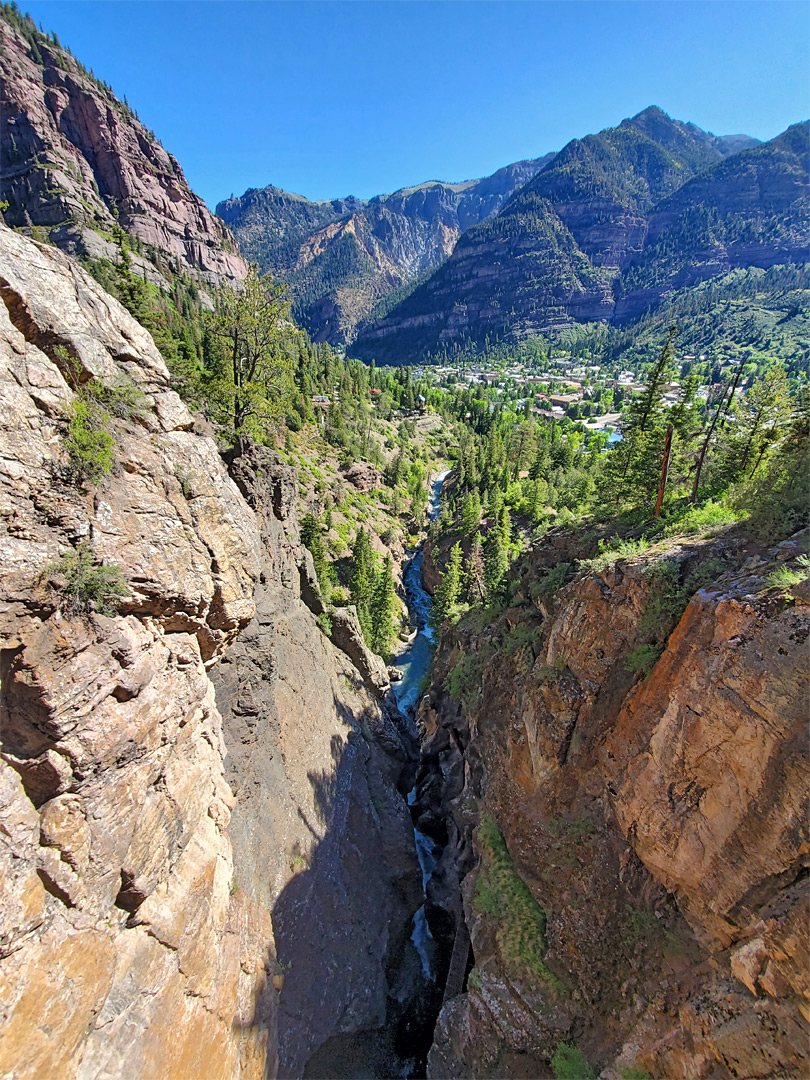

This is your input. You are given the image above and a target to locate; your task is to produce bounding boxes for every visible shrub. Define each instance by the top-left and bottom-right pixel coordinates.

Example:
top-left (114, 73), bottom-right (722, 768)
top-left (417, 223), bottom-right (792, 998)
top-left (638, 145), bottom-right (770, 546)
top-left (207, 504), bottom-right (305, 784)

top-left (42, 543), bottom-right (129, 616)
top-left (626, 643), bottom-right (662, 677)
top-left (316, 612), bottom-right (332, 636)
top-left (551, 1042), bottom-right (595, 1080)
top-left (63, 398), bottom-right (114, 486)
top-left (444, 652), bottom-right (486, 712)
top-left (85, 377), bottom-right (146, 420)
top-left (474, 816), bottom-right (561, 990)
top-left (767, 554), bottom-right (810, 590)
top-left (529, 562), bottom-right (571, 601)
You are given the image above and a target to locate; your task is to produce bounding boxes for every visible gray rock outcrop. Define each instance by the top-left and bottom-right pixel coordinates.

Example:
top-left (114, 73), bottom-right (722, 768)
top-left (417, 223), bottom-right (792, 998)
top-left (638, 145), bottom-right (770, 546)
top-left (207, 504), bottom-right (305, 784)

top-left (0, 222), bottom-right (421, 1079)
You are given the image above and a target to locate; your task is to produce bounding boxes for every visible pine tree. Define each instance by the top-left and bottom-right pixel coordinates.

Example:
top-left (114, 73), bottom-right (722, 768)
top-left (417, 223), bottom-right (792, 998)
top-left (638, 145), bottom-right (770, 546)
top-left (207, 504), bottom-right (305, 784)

top-left (349, 528), bottom-right (377, 640)
top-left (300, 513), bottom-right (328, 589)
top-left (483, 525), bottom-right (508, 605)
top-left (429, 542), bottom-right (463, 630)
top-left (463, 533), bottom-right (485, 603)
top-left (459, 490), bottom-right (481, 536)
top-left (369, 555), bottom-right (397, 657)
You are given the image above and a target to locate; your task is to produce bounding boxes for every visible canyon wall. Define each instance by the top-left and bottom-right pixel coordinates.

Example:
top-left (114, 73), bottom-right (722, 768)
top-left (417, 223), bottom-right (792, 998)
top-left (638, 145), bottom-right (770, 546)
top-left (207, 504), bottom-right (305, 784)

top-left (416, 533), bottom-right (809, 1078)
top-left (0, 223), bottom-right (420, 1079)
top-left (0, 15), bottom-right (247, 292)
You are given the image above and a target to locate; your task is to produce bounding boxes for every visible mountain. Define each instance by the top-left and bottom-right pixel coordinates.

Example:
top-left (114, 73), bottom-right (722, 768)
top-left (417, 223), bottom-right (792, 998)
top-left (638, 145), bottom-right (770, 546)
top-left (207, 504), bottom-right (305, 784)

top-left (616, 121), bottom-right (810, 317)
top-left (352, 109), bottom-right (806, 364)
top-left (216, 155), bottom-right (555, 344)
top-left (0, 5), bottom-right (246, 294)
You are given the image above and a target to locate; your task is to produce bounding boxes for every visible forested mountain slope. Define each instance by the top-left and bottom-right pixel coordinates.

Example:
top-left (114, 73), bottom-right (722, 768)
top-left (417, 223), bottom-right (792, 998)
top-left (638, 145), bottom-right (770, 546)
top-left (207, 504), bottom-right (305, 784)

top-left (353, 109), bottom-right (808, 364)
top-left (216, 156), bottom-right (554, 344)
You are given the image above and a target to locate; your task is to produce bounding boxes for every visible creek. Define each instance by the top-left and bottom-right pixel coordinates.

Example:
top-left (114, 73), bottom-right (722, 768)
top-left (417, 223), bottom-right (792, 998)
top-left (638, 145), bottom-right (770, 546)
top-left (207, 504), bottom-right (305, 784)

top-left (304, 471), bottom-right (452, 1080)
top-left (388, 470), bottom-right (451, 1076)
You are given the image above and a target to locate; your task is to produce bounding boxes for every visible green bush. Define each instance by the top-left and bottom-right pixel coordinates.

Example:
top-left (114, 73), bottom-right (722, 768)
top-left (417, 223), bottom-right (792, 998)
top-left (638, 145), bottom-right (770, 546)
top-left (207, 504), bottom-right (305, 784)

top-left (444, 653), bottom-right (486, 711)
top-left (85, 377), bottom-right (146, 420)
top-left (474, 816), bottom-right (561, 990)
top-left (551, 1042), bottom-right (595, 1080)
top-left (626, 643), bottom-right (662, 677)
top-left (529, 561), bottom-right (571, 601)
top-left (63, 398), bottom-right (114, 486)
top-left (42, 543), bottom-right (129, 616)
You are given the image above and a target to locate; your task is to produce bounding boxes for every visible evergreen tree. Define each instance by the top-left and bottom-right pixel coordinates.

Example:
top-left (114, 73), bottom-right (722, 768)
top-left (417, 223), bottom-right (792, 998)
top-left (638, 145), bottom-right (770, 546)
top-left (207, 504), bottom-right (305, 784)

top-left (349, 528), bottom-right (377, 640)
top-left (369, 555), bottom-right (397, 657)
top-left (429, 542), bottom-right (463, 629)
top-left (459, 490), bottom-right (481, 536)
top-left (529, 441), bottom-right (550, 481)
top-left (463, 533), bottom-right (485, 603)
top-left (483, 525), bottom-right (508, 605)
top-left (300, 513), bottom-right (328, 589)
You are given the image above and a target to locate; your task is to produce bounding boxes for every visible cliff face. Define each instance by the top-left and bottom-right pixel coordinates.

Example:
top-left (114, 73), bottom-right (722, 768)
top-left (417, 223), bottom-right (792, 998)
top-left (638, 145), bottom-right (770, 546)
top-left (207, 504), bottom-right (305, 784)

top-left (0, 15), bottom-right (247, 292)
top-left (0, 223), bottom-right (421, 1079)
top-left (415, 532), bottom-right (809, 1079)
top-left (210, 445), bottom-right (423, 1079)
top-left (216, 156), bottom-right (555, 345)
top-left (354, 110), bottom-right (807, 364)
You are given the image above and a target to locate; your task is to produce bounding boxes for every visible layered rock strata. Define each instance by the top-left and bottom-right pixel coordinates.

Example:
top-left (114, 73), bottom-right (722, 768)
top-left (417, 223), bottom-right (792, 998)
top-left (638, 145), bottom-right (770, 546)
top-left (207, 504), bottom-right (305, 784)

top-left (0, 16), bottom-right (247, 292)
top-left (0, 223), bottom-right (420, 1079)
top-left (415, 533), bottom-right (810, 1078)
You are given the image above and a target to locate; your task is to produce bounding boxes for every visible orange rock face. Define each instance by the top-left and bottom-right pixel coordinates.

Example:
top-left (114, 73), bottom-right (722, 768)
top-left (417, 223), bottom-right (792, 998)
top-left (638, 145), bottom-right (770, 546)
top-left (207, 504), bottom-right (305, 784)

top-left (0, 19), bottom-right (247, 292)
top-left (419, 538), bottom-right (810, 1078)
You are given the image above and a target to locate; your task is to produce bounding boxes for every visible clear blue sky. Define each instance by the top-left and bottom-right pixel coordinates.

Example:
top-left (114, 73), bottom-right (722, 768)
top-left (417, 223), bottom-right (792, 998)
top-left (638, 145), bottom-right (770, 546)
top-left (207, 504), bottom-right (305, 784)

top-left (20, 1), bottom-right (810, 208)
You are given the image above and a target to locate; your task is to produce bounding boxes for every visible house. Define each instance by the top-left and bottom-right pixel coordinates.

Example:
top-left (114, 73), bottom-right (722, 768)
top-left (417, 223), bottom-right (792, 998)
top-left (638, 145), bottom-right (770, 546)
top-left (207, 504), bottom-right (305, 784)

top-left (549, 393), bottom-right (582, 407)
top-left (311, 395), bottom-right (331, 410)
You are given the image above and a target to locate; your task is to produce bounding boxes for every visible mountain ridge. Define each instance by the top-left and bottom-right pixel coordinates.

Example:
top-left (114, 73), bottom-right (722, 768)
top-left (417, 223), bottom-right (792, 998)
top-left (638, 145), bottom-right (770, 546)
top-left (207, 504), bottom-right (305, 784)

top-left (352, 109), bottom-right (806, 363)
top-left (216, 154), bottom-right (556, 343)
top-left (0, 5), bottom-right (247, 296)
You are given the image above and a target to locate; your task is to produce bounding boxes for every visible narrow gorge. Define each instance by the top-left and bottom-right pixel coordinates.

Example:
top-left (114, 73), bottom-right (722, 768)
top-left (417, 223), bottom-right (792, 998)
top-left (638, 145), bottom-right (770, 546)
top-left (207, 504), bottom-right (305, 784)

top-left (1, 222), bottom-right (809, 1078)
top-left (0, 7), bottom-right (808, 1076)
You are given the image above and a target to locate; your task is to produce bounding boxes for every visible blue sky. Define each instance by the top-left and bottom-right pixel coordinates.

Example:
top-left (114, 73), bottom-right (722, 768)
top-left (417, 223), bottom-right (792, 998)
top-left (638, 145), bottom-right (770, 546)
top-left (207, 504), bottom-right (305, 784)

top-left (20, 1), bottom-right (810, 208)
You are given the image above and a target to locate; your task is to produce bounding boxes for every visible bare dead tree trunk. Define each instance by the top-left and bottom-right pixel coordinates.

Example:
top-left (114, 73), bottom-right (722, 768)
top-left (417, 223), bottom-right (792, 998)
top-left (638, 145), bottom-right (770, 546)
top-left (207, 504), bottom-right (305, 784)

top-left (654, 424), bottom-right (674, 518)
top-left (691, 384), bottom-right (729, 503)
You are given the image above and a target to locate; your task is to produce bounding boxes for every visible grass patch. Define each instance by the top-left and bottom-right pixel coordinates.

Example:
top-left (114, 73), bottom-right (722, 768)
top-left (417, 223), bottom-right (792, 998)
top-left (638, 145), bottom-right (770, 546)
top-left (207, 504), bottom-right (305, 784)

top-left (474, 816), bottom-right (561, 991)
top-left (767, 554), bottom-right (810, 590)
top-left (42, 542), bottom-right (129, 616)
top-left (579, 535), bottom-right (649, 573)
top-left (551, 1042), bottom-right (595, 1080)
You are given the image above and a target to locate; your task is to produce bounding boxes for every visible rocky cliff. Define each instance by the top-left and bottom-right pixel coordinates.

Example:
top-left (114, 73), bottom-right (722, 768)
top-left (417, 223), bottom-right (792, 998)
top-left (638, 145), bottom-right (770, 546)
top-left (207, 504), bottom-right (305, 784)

top-left (414, 529), bottom-right (809, 1078)
top-left (216, 156), bottom-right (555, 345)
top-left (0, 10), bottom-right (247, 294)
top-left (0, 223), bottom-right (421, 1079)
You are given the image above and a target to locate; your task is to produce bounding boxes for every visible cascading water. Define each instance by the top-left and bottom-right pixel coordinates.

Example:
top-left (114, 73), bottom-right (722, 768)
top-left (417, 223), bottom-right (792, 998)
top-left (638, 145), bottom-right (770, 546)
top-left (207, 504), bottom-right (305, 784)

top-left (389, 471), bottom-right (450, 988)
top-left (306, 471), bottom-right (451, 1079)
